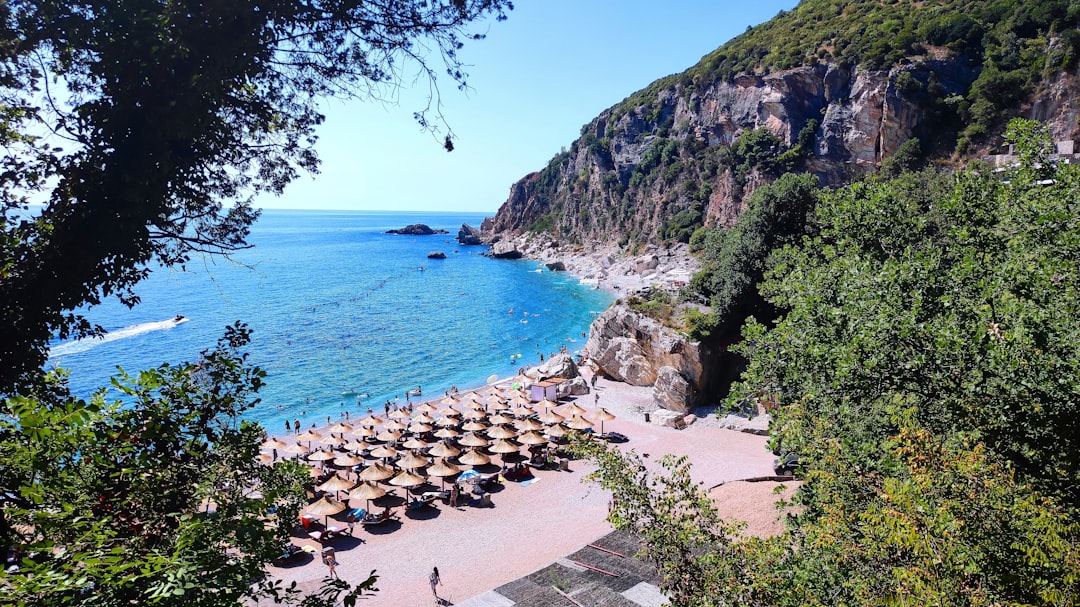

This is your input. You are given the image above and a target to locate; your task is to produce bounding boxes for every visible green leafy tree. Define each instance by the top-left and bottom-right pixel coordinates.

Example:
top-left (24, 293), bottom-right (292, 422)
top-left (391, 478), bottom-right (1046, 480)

top-left (0, 0), bottom-right (513, 392)
top-left (581, 120), bottom-right (1080, 605)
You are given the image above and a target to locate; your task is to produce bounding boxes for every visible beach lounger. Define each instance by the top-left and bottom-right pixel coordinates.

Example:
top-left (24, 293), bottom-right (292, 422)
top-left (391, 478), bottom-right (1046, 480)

top-left (361, 510), bottom-right (398, 525)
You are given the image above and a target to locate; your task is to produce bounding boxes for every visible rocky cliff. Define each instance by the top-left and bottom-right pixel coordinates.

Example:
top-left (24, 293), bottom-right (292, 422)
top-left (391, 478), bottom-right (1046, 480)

top-left (483, 55), bottom-right (1079, 248)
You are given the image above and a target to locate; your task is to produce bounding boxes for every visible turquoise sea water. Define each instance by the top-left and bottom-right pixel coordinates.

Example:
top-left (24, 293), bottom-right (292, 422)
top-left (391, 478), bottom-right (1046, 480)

top-left (48, 210), bottom-right (613, 431)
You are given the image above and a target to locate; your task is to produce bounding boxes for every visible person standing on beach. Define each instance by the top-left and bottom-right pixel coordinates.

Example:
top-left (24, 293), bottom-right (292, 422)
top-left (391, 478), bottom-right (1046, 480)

top-left (429, 566), bottom-right (442, 599)
top-left (293, 419), bottom-right (300, 434)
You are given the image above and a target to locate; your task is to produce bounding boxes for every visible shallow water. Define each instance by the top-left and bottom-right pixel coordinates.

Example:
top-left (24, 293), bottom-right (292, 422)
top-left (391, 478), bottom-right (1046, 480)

top-left (48, 210), bottom-right (613, 430)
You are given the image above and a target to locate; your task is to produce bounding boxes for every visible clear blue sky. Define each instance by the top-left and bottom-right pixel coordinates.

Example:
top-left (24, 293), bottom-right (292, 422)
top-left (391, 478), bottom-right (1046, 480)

top-left (257, 0), bottom-right (800, 213)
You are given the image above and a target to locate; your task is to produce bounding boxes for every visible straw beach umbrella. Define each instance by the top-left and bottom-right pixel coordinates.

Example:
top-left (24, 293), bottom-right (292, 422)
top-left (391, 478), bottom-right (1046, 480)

top-left (413, 412), bottom-right (436, 424)
top-left (517, 431), bottom-right (548, 446)
top-left (458, 449), bottom-right (491, 466)
top-left (433, 427), bottom-right (460, 439)
top-left (359, 462), bottom-right (395, 482)
top-left (320, 434), bottom-right (345, 447)
top-left (427, 458), bottom-right (461, 489)
top-left (256, 453), bottom-right (274, 464)
top-left (296, 429), bottom-right (322, 446)
top-left (327, 422), bottom-right (353, 434)
top-left (407, 422), bottom-right (433, 434)
top-left (488, 413), bottom-right (514, 425)
top-left (591, 408), bottom-right (616, 435)
top-left (486, 425), bottom-right (517, 440)
top-left (437, 409), bottom-right (460, 420)
top-left (388, 408), bottom-right (410, 420)
top-left (463, 408), bottom-right (486, 420)
top-left (538, 410), bottom-right (565, 425)
top-left (401, 436), bottom-right (431, 450)
top-left (536, 399), bottom-right (558, 410)
top-left (488, 439), bottom-right (520, 455)
top-left (317, 473), bottom-right (355, 495)
top-left (515, 418), bottom-right (544, 432)
top-left (352, 426), bottom-right (377, 438)
top-left (545, 424), bottom-right (569, 438)
top-left (375, 429), bottom-right (403, 442)
top-left (565, 415), bottom-right (594, 431)
top-left (428, 442), bottom-right (461, 458)
top-left (357, 414), bottom-right (383, 427)
top-left (461, 420), bottom-right (488, 432)
top-left (389, 470), bottom-right (426, 488)
top-left (416, 403), bottom-right (438, 413)
top-left (369, 445), bottom-right (399, 460)
top-left (397, 452), bottom-right (430, 470)
top-left (333, 453), bottom-right (364, 468)
top-left (384, 420), bottom-right (408, 431)
top-left (512, 405), bottom-right (535, 418)
top-left (348, 481), bottom-right (386, 512)
top-left (307, 449), bottom-right (336, 462)
top-left (344, 439), bottom-right (373, 452)
top-left (282, 442), bottom-right (309, 458)
top-left (302, 496), bottom-right (346, 527)
top-left (561, 403), bottom-right (587, 417)
top-left (262, 437), bottom-right (288, 450)
top-left (458, 433), bottom-right (489, 448)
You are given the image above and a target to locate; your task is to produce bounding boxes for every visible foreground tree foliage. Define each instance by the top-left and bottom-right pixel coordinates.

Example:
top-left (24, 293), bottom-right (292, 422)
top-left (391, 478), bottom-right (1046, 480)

top-left (580, 120), bottom-right (1080, 606)
top-left (2, 324), bottom-right (379, 605)
top-left (1, 1), bottom-right (511, 603)
top-left (0, 0), bottom-right (513, 393)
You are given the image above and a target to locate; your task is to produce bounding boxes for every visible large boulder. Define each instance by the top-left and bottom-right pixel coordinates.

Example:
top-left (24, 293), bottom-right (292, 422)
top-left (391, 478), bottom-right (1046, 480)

top-left (561, 376), bottom-right (590, 396)
top-left (488, 241), bottom-right (523, 259)
top-left (545, 261), bottom-right (566, 271)
top-left (457, 223), bottom-right (483, 245)
top-left (426, 251), bottom-right (446, 259)
top-left (652, 366), bottom-right (695, 414)
top-left (649, 409), bottom-right (684, 428)
top-left (586, 304), bottom-right (717, 411)
top-left (524, 353), bottom-right (580, 381)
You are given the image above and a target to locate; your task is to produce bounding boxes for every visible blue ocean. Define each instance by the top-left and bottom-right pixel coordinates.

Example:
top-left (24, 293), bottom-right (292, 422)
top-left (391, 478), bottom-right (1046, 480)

top-left (48, 210), bottom-right (613, 431)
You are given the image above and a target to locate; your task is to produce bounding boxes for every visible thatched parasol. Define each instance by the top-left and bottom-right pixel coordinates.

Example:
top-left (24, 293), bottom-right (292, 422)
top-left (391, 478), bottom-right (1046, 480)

top-left (512, 405), bottom-right (535, 418)
top-left (591, 408), bottom-right (616, 435)
top-left (488, 439), bottom-right (520, 454)
top-left (510, 396), bottom-right (533, 406)
top-left (262, 437), bottom-right (288, 450)
top-left (561, 403), bottom-right (587, 417)
top-left (517, 430), bottom-right (548, 445)
top-left (462, 408), bottom-right (486, 420)
top-left (296, 429), bottom-right (322, 443)
top-left (413, 412), bottom-right (436, 424)
top-left (256, 453), bottom-right (274, 464)
top-left (433, 427), bottom-right (460, 439)
top-left (347, 481), bottom-right (387, 511)
top-left (545, 423), bottom-right (569, 438)
top-left (439, 395), bottom-right (460, 406)
top-left (333, 453), bottom-right (364, 467)
top-left (369, 445), bottom-right (399, 459)
top-left (358, 462), bottom-right (395, 482)
top-left (388, 470), bottom-right (426, 488)
top-left (488, 400), bottom-right (510, 411)
top-left (458, 449), bottom-right (491, 466)
top-left (317, 473), bottom-right (355, 494)
top-left (388, 408), bottom-right (411, 420)
top-left (486, 425), bottom-right (518, 440)
top-left (536, 398), bottom-right (558, 410)
top-left (407, 422), bottom-right (433, 434)
top-left (357, 414), bottom-right (384, 427)
top-left (428, 442), bottom-right (461, 458)
top-left (327, 422), bottom-right (353, 434)
top-left (461, 420), bottom-right (488, 432)
top-left (515, 418), bottom-right (544, 432)
top-left (383, 420), bottom-right (408, 431)
top-left (344, 439), bottom-right (373, 452)
top-left (416, 403), bottom-right (439, 413)
top-left (401, 436), bottom-right (432, 450)
top-left (564, 415), bottom-right (594, 430)
top-left (307, 449), bottom-right (336, 462)
top-left (458, 433), bottom-right (489, 448)
top-left (352, 425), bottom-right (377, 438)
top-left (375, 429), bottom-right (403, 442)
top-left (319, 434), bottom-right (345, 447)
top-left (427, 458), bottom-right (461, 489)
top-left (282, 442), bottom-right (310, 457)
top-left (396, 452), bottom-right (431, 470)
top-left (437, 409), bottom-right (461, 420)
top-left (488, 413), bottom-right (514, 425)
top-left (538, 410), bottom-right (565, 424)
top-left (302, 495), bottom-right (346, 527)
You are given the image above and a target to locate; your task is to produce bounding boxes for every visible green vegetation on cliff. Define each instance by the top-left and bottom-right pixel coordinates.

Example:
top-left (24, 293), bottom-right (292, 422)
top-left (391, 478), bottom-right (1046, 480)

top-left (579, 121), bottom-right (1080, 606)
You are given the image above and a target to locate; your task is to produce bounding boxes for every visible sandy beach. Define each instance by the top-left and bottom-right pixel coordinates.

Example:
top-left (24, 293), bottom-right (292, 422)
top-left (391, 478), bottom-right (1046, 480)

top-left (265, 372), bottom-right (777, 606)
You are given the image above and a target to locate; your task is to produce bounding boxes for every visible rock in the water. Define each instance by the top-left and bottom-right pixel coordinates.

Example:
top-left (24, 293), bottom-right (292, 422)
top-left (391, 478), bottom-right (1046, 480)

top-left (386, 223), bottom-right (449, 235)
top-left (427, 251), bottom-right (447, 259)
top-left (488, 241), bottom-right (523, 259)
top-left (652, 366), bottom-right (696, 414)
top-left (457, 223), bottom-right (483, 245)
top-left (545, 261), bottom-right (566, 271)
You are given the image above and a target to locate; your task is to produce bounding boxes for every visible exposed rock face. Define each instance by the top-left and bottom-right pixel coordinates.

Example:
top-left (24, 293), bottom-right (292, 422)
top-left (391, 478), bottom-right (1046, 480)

top-left (652, 366), bottom-right (696, 414)
top-left (478, 58), bottom-right (1080, 247)
top-left (426, 251), bottom-right (446, 259)
top-left (487, 241), bottom-right (523, 259)
top-left (386, 224), bottom-right (448, 235)
top-left (545, 261), bottom-right (566, 271)
top-left (586, 304), bottom-right (716, 412)
top-left (457, 223), bottom-right (482, 245)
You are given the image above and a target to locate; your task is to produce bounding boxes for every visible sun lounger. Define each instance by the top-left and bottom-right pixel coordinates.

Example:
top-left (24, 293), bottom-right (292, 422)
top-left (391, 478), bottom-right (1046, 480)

top-left (361, 510), bottom-right (398, 525)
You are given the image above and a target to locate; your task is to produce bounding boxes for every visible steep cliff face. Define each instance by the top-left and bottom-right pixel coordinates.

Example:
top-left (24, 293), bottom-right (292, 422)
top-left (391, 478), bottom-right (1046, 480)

top-left (484, 57), bottom-right (1079, 246)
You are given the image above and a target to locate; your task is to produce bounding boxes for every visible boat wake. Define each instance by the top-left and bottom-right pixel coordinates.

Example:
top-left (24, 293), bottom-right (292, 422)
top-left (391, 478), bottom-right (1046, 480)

top-left (51, 316), bottom-right (189, 357)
